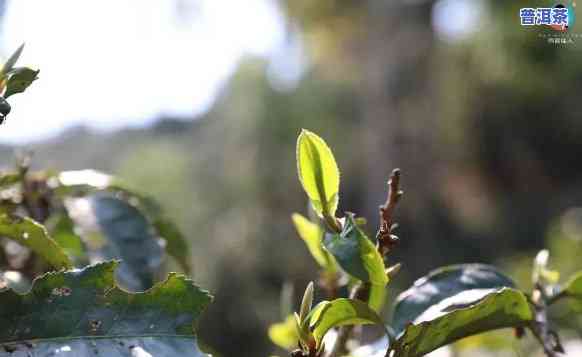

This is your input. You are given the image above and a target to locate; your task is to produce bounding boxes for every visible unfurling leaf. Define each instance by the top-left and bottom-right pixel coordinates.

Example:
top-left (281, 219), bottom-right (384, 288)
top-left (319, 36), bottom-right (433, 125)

top-left (299, 281), bottom-right (315, 323)
top-left (296, 129), bottom-right (340, 218)
top-left (292, 213), bottom-right (336, 272)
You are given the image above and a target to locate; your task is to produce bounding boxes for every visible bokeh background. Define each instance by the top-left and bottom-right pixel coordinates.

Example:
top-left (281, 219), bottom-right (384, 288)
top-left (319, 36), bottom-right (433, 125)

top-left (0, 0), bottom-right (582, 356)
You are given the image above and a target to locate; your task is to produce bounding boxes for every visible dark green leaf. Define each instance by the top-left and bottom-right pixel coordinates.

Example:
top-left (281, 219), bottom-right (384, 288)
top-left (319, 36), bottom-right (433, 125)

top-left (4, 67), bottom-right (39, 98)
top-left (0, 261), bottom-right (212, 356)
top-left (323, 214), bottom-right (387, 286)
top-left (390, 288), bottom-right (533, 357)
top-left (57, 170), bottom-right (191, 272)
top-left (392, 264), bottom-right (515, 334)
top-left (66, 193), bottom-right (164, 291)
top-left (0, 214), bottom-right (72, 270)
top-left (308, 298), bottom-right (384, 348)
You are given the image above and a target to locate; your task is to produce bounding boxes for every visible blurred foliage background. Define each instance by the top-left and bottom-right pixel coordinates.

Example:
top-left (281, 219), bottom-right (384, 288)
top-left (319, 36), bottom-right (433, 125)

top-left (1, 0), bottom-right (582, 356)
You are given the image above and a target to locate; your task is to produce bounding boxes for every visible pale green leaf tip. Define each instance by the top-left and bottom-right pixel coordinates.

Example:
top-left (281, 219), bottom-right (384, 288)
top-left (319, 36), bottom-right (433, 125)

top-left (299, 281), bottom-right (315, 322)
top-left (298, 128), bottom-right (318, 141)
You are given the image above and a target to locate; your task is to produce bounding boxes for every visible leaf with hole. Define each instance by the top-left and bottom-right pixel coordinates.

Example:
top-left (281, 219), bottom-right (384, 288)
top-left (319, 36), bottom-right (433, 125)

top-left (296, 129), bottom-right (340, 217)
top-left (0, 261), bottom-right (212, 356)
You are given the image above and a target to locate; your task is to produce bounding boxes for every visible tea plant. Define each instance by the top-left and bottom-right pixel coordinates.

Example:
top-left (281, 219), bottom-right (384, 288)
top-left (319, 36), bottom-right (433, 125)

top-left (268, 129), bottom-right (582, 357)
top-left (0, 43), bottom-right (580, 357)
top-left (0, 46), bottom-right (211, 356)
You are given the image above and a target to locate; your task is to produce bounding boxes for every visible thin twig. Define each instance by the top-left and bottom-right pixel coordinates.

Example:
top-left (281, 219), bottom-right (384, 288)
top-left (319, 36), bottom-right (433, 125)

top-left (376, 169), bottom-right (403, 257)
top-left (529, 283), bottom-right (565, 356)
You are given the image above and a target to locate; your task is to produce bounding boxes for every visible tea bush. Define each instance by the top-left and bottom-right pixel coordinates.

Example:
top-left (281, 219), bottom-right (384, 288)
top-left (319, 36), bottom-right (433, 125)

top-left (0, 45), bottom-right (580, 357)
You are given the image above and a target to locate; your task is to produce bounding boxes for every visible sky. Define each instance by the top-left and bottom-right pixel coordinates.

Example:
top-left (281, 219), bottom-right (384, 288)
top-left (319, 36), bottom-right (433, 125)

top-left (0, 0), bottom-right (286, 144)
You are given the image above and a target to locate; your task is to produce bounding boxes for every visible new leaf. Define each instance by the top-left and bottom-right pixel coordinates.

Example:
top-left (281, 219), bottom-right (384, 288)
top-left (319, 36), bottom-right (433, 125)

top-left (308, 298), bottom-right (385, 348)
top-left (292, 213), bottom-right (336, 272)
top-left (296, 129), bottom-right (340, 218)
